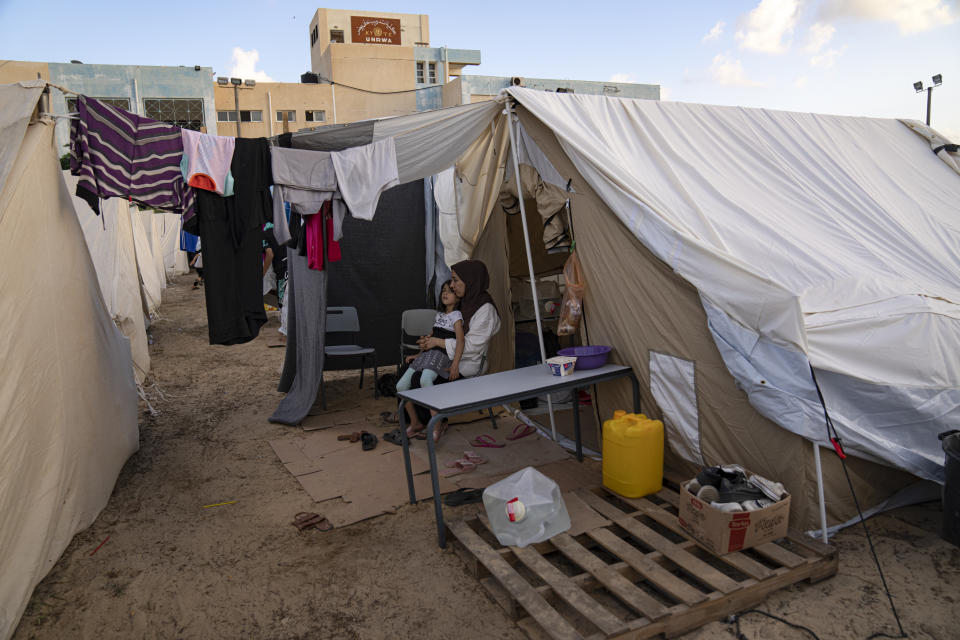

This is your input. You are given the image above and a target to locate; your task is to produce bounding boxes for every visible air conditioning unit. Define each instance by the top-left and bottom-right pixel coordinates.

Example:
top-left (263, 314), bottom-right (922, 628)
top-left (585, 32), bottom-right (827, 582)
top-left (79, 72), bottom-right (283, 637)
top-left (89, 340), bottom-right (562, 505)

top-left (245, 79), bottom-right (256, 87)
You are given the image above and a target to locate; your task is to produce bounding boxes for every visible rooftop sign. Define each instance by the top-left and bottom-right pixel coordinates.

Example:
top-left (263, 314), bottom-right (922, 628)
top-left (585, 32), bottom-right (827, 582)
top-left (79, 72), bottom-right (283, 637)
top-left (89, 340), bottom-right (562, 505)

top-left (351, 16), bottom-right (401, 45)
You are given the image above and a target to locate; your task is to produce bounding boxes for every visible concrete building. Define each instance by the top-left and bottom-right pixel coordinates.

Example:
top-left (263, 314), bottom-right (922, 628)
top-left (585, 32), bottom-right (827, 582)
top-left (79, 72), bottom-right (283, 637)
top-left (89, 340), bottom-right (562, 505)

top-left (452, 75), bottom-right (660, 105)
top-left (0, 60), bottom-right (217, 151)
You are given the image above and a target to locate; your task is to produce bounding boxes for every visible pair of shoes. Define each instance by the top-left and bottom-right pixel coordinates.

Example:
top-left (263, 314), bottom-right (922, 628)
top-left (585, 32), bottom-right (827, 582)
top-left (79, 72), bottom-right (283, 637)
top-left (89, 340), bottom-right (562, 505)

top-left (292, 512), bottom-right (333, 531)
top-left (337, 430), bottom-right (378, 451)
top-left (380, 410), bottom-right (400, 425)
top-left (445, 451), bottom-right (487, 468)
top-left (443, 488), bottom-right (484, 507)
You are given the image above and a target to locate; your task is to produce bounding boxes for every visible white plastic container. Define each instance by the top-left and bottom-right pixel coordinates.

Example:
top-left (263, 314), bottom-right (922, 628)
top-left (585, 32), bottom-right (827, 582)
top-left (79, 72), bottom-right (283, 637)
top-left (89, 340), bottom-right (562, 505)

top-left (546, 356), bottom-right (577, 377)
top-left (482, 467), bottom-right (571, 547)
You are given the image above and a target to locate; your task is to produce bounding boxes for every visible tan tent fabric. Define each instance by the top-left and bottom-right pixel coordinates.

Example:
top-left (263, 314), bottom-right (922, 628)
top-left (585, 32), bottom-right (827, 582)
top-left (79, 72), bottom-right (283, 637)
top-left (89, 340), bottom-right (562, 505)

top-left (66, 172), bottom-right (151, 383)
top-left (517, 106), bottom-right (917, 530)
top-left (500, 163), bottom-right (570, 252)
top-left (0, 117), bottom-right (138, 640)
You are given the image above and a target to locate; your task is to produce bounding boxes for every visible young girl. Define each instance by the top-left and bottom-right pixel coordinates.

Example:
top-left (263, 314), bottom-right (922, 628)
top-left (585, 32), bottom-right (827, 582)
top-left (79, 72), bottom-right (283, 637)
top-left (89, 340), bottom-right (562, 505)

top-left (396, 281), bottom-right (465, 392)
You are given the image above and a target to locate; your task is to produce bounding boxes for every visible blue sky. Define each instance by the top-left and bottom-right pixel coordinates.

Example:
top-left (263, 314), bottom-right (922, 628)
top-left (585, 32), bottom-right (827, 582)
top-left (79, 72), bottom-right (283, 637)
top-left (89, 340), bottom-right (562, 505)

top-left (2, 0), bottom-right (958, 138)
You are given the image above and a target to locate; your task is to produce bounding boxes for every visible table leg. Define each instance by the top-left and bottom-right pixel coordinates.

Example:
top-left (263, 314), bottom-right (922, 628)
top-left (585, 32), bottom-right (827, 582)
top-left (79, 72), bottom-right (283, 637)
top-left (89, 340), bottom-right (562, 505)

top-left (572, 386), bottom-right (583, 462)
top-left (629, 373), bottom-right (641, 414)
top-left (425, 413), bottom-right (447, 548)
top-left (399, 400), bottom-right (416, 505)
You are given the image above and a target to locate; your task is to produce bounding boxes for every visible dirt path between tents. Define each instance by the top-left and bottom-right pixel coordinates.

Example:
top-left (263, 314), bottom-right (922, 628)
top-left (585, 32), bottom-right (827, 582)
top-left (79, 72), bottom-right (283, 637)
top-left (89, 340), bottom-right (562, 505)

top-left (13, 276), bottom-right (960, 640)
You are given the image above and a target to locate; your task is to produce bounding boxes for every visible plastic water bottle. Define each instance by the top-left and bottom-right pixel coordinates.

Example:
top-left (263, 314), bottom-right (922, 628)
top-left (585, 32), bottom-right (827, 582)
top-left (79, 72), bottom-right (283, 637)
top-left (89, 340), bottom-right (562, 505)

top-left (483, 467), bottom-right (571, 547)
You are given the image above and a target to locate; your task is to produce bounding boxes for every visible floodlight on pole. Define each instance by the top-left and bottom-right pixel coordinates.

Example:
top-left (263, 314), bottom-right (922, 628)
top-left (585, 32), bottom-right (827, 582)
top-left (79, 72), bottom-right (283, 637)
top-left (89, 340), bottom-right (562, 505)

top-left (913, 73), bottom-right (942, 126)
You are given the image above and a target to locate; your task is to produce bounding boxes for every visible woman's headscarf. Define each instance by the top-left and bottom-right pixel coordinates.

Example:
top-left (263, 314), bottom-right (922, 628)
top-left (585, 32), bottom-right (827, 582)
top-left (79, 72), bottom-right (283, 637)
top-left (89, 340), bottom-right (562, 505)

top-left (452, 260), bottom-right (496, 333)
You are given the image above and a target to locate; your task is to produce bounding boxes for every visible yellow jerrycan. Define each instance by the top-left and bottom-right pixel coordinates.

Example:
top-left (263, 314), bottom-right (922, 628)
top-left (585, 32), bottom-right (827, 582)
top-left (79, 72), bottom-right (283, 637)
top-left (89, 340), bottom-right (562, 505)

top-left (602, 410), bottom-right (663, 498)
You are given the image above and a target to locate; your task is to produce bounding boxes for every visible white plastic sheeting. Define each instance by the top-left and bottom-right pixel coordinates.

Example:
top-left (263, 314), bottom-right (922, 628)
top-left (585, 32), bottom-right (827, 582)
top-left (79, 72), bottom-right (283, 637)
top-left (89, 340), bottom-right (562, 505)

top-left (649, 352), bottom-right (703, 466)
top-left (130, 208), bottom-right (163, 316)
top-left (510, 87), bottom-right (960, 483)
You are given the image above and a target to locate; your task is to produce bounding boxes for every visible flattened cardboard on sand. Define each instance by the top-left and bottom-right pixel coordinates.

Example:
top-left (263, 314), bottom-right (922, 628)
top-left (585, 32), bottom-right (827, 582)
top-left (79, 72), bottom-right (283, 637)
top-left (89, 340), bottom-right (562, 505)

top-left (270, 426), bottom-right (457, 527)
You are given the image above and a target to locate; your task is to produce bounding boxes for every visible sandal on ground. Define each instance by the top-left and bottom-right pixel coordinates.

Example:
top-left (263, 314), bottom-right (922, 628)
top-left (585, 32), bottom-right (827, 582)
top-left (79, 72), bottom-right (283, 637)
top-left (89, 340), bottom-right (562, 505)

top-left (462, 451), bottom-right (487, 465)
top-left (380, 410), bottom-right (400, 424)
top-left (469, 434), bottom-right (505, 448)
top-left (361, 431), bottom-right (378, 451)
top-left (337, 432), bottom-right (361, 442)
top-left (506, 424), bottom-right (536, 441)
top-left (383, 428), bottom-right (404, 446)
top-left (292, 512), bottom-right (333, 531)
top-left (440, 459), bottom-right (476, 477)
top-left (443, 488), bottom-right (484, 506)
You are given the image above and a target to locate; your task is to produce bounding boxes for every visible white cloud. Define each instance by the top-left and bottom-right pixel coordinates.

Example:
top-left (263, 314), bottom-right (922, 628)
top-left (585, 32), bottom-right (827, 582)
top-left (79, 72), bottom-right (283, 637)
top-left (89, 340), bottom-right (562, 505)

top-left (609, 73), bottom-right (636, 83)
top-left (736, 0), bottom-right (801, 53)
top-left (794, 75), bottom-right (809, 88)
top-left (818, 0), bottom-right (956, 34)
top-left (229, 47), bottom-right (274, 82)
top-left (810, 45), bottom-right (847, 68)
top-left (803, 21), bottom-right (836, 52)
top-left (703, 21), bottom-right (726, 42)
top-left (709, 54), bottom-right (764, 87)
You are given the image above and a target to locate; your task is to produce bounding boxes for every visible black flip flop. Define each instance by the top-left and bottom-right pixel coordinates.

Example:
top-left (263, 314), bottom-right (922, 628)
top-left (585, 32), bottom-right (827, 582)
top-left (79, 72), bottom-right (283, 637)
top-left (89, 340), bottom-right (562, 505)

top-left (443, 488), bottom-right (484, 507)
top-left (361, 431), bottom-right (378, 451)
top-left (383, 428), bottom-right (403, 446)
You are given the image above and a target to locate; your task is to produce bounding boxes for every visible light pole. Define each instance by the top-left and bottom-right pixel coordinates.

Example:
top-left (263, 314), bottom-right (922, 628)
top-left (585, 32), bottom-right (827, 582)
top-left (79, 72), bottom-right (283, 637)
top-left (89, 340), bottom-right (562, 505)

top-left (913, 74), bottom-right (942, 126)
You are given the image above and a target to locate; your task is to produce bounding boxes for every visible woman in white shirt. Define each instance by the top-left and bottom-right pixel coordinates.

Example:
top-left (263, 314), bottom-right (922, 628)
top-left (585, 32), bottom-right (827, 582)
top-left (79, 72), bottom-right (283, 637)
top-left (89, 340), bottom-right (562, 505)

top-left (405, 260), bottom-right (501, 442)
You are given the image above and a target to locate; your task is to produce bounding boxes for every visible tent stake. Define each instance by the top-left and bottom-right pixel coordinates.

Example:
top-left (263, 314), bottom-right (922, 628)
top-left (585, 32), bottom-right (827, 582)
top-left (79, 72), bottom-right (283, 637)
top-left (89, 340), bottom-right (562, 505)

top-left (813, 440), bottom-right (829, 543)
top-left (505, 98), bottom-right (559, 442)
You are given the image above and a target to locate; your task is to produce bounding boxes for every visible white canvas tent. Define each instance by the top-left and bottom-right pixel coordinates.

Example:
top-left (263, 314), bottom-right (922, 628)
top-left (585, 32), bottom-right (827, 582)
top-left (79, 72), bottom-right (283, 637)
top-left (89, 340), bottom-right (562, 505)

top-left (159, 212), bottom-right (189, 276)
top-left (66, 171), bottom-right (152, 382)
top-left (0, 81), bottom-right (139, 640)
top-left (139, 210), bottom-right (168, 291)
top-left (130, 205), bottom-right (164, 316)
top-left (289, 88), bottom-right (960, 532)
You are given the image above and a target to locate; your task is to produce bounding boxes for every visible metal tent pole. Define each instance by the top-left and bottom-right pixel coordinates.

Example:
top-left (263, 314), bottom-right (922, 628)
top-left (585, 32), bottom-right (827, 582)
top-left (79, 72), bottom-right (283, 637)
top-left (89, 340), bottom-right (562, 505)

top-left (813, 440), bottom-right (829, 543)
top-left (504, 98), bottom-right (558, 442)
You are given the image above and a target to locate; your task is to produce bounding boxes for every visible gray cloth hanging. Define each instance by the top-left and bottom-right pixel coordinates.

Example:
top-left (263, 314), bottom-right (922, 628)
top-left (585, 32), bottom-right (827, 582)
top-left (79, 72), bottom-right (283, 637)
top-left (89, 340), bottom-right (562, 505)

top-left (269, 251), bottom-right (328, 425)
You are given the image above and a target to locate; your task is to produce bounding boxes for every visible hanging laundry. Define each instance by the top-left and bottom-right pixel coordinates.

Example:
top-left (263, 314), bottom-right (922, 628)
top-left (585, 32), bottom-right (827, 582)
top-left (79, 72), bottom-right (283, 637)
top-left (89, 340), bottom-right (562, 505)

top-left (270, 146), bottom-right (347, 246)
top-left (180, 128), bottom-right (235, 196)
top-left (330, 137), bottom-right (399, 221)
top-left (193, 137), bottom-right (274, 346)
top-left (69, 95), bottom-right (194, 217)
top-left (306, 201), bottom-right (341, 271)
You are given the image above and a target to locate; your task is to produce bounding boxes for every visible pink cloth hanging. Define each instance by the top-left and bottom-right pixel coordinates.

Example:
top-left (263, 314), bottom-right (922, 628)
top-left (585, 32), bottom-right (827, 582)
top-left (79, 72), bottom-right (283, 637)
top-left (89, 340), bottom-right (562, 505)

top-left (306, 201), bottom-right (341, 271)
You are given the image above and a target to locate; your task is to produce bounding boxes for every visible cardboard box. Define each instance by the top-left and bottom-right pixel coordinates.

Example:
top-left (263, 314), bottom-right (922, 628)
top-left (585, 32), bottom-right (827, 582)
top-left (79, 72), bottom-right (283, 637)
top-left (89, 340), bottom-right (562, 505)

top-left (677, 475), bottom-right (790, 555)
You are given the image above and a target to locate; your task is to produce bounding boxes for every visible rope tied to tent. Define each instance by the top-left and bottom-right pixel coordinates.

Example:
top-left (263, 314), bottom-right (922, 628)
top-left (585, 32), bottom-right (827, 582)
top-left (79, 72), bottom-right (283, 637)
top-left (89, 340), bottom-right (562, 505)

top-left (809, 365), bottom-right (908, 640)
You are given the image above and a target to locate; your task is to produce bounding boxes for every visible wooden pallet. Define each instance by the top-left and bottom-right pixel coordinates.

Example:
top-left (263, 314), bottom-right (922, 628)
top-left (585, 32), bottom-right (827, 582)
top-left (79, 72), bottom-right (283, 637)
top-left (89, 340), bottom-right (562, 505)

top-left (448, 482), bottom-right (837, 640)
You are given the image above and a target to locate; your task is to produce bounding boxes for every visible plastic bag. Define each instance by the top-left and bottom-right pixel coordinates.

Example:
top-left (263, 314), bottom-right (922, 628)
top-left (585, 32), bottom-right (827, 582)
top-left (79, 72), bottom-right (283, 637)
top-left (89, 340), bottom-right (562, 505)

top-left (557, 250), bottom-right (585, 336)
top-left (482, 467), bottom-right (571, 547)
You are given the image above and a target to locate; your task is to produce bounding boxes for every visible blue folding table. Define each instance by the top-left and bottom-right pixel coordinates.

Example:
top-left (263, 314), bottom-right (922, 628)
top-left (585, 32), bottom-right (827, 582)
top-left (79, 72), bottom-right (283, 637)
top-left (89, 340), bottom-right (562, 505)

top-left (397, 363), bottom-right (641, 548)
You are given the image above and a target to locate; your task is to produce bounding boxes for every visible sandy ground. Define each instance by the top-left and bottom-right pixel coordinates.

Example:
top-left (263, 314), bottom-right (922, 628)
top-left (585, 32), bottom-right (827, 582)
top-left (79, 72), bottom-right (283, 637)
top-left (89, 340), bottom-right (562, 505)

top-left (12, 276), bottom-right (960, 640)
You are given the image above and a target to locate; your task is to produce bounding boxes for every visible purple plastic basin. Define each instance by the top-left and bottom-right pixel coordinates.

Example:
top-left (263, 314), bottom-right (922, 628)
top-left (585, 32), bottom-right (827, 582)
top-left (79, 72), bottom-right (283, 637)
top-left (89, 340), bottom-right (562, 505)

top-left (557, 345), bottom-right (611, 370)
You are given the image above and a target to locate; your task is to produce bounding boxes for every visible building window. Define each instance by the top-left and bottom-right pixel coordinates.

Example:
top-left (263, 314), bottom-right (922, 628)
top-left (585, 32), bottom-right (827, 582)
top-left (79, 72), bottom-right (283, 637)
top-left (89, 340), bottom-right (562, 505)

top-left (67, 97), bottom-right (131, 113)
top-left (305, 110), bottom-right (326, 123)
top-left (428, 62), bottom-right (437, 84)
top-left (144, 98), bottom-right (205, 130)
top-left (416, 62), bottom-right (425, 84)
top-left (216, 110), bottom-right (262, 123)
top-left (276, 110), bottom-right (296, 122)
top-left (330, 29), bottom-right (344, 43)
top-left (311, 26), bottom-right (318, 46)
